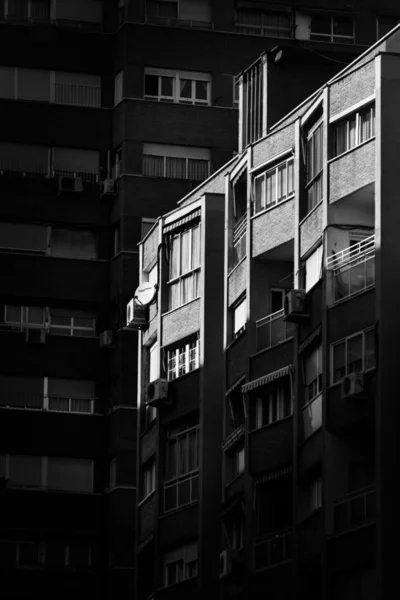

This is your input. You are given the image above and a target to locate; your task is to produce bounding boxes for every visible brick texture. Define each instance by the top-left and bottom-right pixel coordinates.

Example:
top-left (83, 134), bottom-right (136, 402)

top-left (329, 62), bottom-right (375, 117)
top-left (228, 259), bottom-right (247, 307)
top-left (300, 203), bottom-right (323, 257)
top-left (139, 494), bottom-right (156, 542)
top-left (162, 299), bottom-right (200, 347)
top-left (252, 199), bottom-right (294, 258)
top-left (329, 139), bottom-right (375, 203)
top-left (253, 124), bottom-right (295, 168)
top-left (143, 224), bottom-right (159, 271)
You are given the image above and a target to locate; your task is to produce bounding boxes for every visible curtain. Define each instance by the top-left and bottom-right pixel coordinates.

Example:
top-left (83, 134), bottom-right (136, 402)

top-left (166, 156), bottom-right (186, 179)
top-left (188, 158), bottom-right (208, 180)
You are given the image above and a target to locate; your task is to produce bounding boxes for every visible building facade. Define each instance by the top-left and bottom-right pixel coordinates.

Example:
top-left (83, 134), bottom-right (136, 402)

top-left (0, 1), bottom-right (400, 599)
top-left (137, 22), bottom-right (400, 600)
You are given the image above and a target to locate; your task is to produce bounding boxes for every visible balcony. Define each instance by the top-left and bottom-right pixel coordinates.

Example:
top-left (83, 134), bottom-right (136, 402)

top-left (256, 309), bottom-right (295, 352)
top-left (333, 486), bottom-right (376, 535)
top-left (54, 83), bottom-right (101, 108)
top-left (327, 235), bottom-right (375, 303)
top-left (254, 527), bottom-right (292, 571)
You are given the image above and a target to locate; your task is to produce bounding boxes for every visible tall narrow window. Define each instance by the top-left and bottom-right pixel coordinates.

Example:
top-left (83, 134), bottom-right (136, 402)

top-left (233, 297), bottom-right (246, 337)
top-left (253, 157), bottom-right (294, 215)
top-left (306, 120), bottom-right (323, 213)
top-left (304, 346), bottom-right (322, 404)
top-left (331, 328), bottom-right (375, 384)
top-left (168, 225), bottom-right (200, 309)
top-left (164, 423), bottom-right (199, 512)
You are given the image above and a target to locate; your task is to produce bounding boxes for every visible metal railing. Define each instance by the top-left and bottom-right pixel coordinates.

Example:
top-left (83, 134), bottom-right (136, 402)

top-left (54, 83), bottom-right (101, 108)
top-left (254, 527), bottom-right (292, 570)
top-left (333, 486), bottom-right (376, 534)
top-left (0, 393), bottom-right (43, 410)
top-left (327, 236), bottom-right (375, 302)
top-left (256, 309), bottom-right (295, 351)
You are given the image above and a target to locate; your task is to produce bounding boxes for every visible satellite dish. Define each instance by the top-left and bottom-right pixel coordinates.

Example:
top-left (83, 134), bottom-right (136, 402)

top-left (134, 282), bottom-right (157, 306)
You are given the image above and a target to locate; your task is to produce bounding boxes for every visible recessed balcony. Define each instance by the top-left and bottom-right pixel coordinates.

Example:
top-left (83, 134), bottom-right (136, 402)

top-left (254, 527), bottom-right (293, 571)
top-left (256, 309), bottom-right (295, 352)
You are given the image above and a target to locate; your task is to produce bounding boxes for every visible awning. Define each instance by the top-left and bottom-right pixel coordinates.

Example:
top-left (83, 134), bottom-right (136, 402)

top-left (225, 374), bottom-right (246, 397)
top-left (299, 325), bottom-right (322, 354)
top-left (221, 424), bottom-right (245, 451)
top-left (242, 365), bottom-right (293, 393)
top-left (255, 465), bottom-right (292, 486)
top-left (163, 209), bottom-right (201, 233)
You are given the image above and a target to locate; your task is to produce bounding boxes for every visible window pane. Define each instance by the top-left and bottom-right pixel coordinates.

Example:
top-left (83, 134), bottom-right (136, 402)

top-left (349, 114), bottom-right (357, 148)
top-left (191, 226), bottom-right (200, 269)
top-left (334, 121), bottom-right (347, 155)
top-left (234, 299), bottom-right (246, 333)
top-left (347, 334), bottom-right (363, 374)
top-left (178, 478), bottom-right (190, 505)
top-left (179, 79), bottom-right (192, 100)
top-left (167, 440), bottom-right (177, 479)
top-left (144, 74), bottom-right (158, 96)
top-left (254, 175), bottom-right (264, 213)
top-left (195, 80), bottom-right (207, 101)
top-left (334, 17), bottom-right (353, 37)
top-left (188, 158), bottom-right (208, 180)
top-left (165, 483), bottom-right (177, 511)
top-left (166, 156), bottom-right (186, 178)
top-left (18, 68), bottom-right (50, 102)
top-left (333, 342), bottom-right (346, 382)
top-left (5, 305), bottom-right (22, 323)
top-left (311, 15), bottom-right (330, 34)
top-left (161, 76), bottom-right (174, 97)
top-left (0, 66), bottom-right (15, 99)
top-left (27, 306), bottom-right (44, 324)
top-left (277, 163), bottom-right (286, 200)
top-left (51, 316), bottom-right (70, 326)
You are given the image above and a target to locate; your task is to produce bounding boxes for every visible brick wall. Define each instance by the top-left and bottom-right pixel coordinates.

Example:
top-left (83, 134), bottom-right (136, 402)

top-left (139, 494), bottom-right (156, 542)
top-left (252, 124), bottom-right (295, 169)
top-left (252, 199), bottom-right (295, 258)
top-left (329, 139), bottom-right (375, 203)
top-left (162, 298), bottom-right (200, 347)
top-left (300, 203), bottom-right (323, 257)
top-left (329, 62), bottom-right (375, 117)
top-left (142, 223), bottom-right (159, 271)
top-left (228, 258), bottom-right (247, 307)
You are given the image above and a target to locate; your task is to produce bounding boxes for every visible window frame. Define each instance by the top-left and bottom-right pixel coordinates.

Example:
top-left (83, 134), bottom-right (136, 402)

top-left (232, 296), bottom-right (247, 338)
top-left (49, 311), bottom-right (96, 338)
top-left (305, 244), bottom-right (323, 293)
top-left (330, 327), bottom-right (376, 385)
top-left (142, 146), bottom-right (211, 181)
top-left (167, 337), bottom-right (200, 381)
top-left (144, 68), bottom-right (211, 106)
top-left (235, 8), bottom-right (293, 38)
top-left (305, 118), bottom-right (323, 214)
top-left (141, 457), bottom-right (156, 500)
top-left (331, 104), bottom-right (375, 158)
top-left (4, 304), bottom-right (46, 328)
top-left (167, 224), bottom-right (201, 310)
top-left (163, 543), bottom-right (198, 587)
top-left (164, 424), bottom-right (199, 512)
top-left (303, 345), bottom-right (323, 405)
top-left (253, 157), bottom-right (294, 215)
top-left (252, 377), bottom-right (292, 430)
top-left (310, 14), bottom-right (355, 44)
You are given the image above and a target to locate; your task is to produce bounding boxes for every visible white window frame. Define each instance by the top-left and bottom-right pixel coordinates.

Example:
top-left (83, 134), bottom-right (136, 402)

top-left (143, 143), bottom-right (211, 180)
top-left (167, 225), bottom-right (201, 309)
top-left (253, 157), bottom-right (294, 215)
top-left (233, 297), bottom-right (247, 337)
top-left (49, 312), bottom-right (96, 337)
top-left (144, 68), bottom-right (211, 106)
top-left (305, 118), bottom-right (323, 213)
top-left (164, 424), bottom-right (199, 512)
top-left (167, 338), bottom-right (200, 381)
top-left (310, 14), bottom-right (355, 44)
top-left (331, 104), bottom-right (375, 158)
top-left (4, 304), bottom-right (46, 328)
top-left (330, 327), bottom-right (376, 385)
top-left (233, 77), bottom-right (239, 108)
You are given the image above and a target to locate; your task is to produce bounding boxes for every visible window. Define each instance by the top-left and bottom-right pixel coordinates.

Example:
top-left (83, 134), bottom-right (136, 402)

top-left (253, 157), bottom-right (294, 215)
top-left (306, 120), bottom-right (323, 213)
top-left (304, 345), bottom-right (322, 404)
top-left (331, 327), bottom-right (376, 384)
top-left (164, 424), bottom-right (199, 512)
top-left (232, 216), bottom-right (246, 269)
top-left (168, 225), bottom-right (200, 310)
top-left (305, 244), bottom-right (323, 293)
top-left (4, 305), bottom-right (45, 327)
top-left (227, 386), bottom-right (246, 431)
top-left (0, 375), bottom-right (44, 410)
top-left (228, 444), bottom-right (245, 480)
top-left (0, 454), bottom-right (93, 492)
top-left (233, 77), bottom-right (239, 108)
top-left (141, 458), bottom-right (156, 500)
top-left (0, 0), bottom-right (51, 20)
top-left (271, 289), bottom-right (286, 314)
top-left (146, 0), bottom-right (211, 24)
top-left (49, 309), bottom-right (96, 337)
top-left (163, 543), bottom-right (198, 587)
top-left (114, 71), bottom-right (123, 106)
top-left (236, 9), bottom-right (292, 38)
top-left (241, 59), bottom-right (265, 147)
top-left (143, 143), bottom-right (210, 181)
top-left (251, 377), bottom-right (292, 429)
top-left (53, 0), bottom-right (103, 24)
top-left (224, 513), bottom-right (244, 550)
top-left (149, 341), bottom-right (159, 383)
top-left (45, 378), bottom-right (95, 414)
top-left (50, 228), bottom-right (97, 259)
top-left (0, 67), bottom-right (100, 107)
top-left (377, 15), bottom-right (400, 39)
top-left (303, 477), bottom-right (322, 518)
top-left (310, 14), bottom-right (354, 44)
top-left (52, 147), bottom-right (99, 182)
top-left (141, 218), bottom-right (157, 240)
top-left (167, 337), bottom-right (200, 381)
top-left (233, 297), bottom-right (247, 337)
top-left (329, 234), bottom-right (375, 303)
top-left (144, 68), bottom-right (210, 105)
top-left (332, 104), bottom-right (375, 158)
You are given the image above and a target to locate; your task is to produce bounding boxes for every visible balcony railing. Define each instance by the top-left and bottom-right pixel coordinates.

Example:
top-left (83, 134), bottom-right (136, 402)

top-left (256, 309), bottom-right (295, 352)
top-left (333, 486), bottom-right (376, 534)
top-left (327, 235), bottom-right (375, 303)
top-left (0, 393), bottom-right (43, 410)
top-left (254, 527), bottom-right (292, 570)
top-left (54, 83), bottom-right (101, 108)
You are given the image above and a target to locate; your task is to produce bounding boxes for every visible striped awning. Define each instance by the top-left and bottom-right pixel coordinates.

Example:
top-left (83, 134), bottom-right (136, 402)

top-left (242, 365), bottom-right (293, 393)
top-left (163, 209), bottom-right (201, 233)
top-left (255, 465), bottom-right (292, 486)
top-left (225, 374), bottom-right (246, 397)
top-left (299, 325), bottom-right (322, 354)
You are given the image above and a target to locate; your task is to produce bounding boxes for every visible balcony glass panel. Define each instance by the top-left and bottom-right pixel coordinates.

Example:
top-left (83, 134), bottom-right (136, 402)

top-left (333, 487), bottom-right (376, 534)
top-left (256, 309), bottom-right (294, 352)
top-left (327, 235), bottom-right (375, 303)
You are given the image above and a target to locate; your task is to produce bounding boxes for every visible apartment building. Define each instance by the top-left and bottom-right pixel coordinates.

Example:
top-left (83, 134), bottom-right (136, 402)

top-left (1, 1), bottom-right (399, 599)
top-left (136, 19), bottom-right (400, 600)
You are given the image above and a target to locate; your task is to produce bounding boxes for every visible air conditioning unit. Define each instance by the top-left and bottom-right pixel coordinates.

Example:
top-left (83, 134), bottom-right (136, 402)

top-left (219, 550), bottom-right (238, 579)
top-left (25, 328), bottom-right (46, 344)
top-left (100, 330), bottom-right (113, 348)
top-left (101, 178), bottom-right (116, 196)
top-left (145, 379), bottom-right (169, 407)
top-left (284, 289), bottom-right (308, 322)
top-left (341, 372), bottom-right (365, 399)
top-left (126, 298), bottom-right (148, 330)
top-left (58, 176), bottom-right (83, 193)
